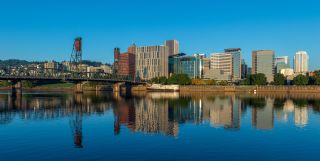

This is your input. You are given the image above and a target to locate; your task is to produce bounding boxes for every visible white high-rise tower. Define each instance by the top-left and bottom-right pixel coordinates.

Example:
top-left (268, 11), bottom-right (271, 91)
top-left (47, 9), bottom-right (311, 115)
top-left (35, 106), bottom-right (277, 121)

top-left (294, 51), bottom-right (309, 74)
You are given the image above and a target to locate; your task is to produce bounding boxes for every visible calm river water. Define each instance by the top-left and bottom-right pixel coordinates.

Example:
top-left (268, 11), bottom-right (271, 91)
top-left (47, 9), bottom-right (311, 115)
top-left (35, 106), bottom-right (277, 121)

top-left (0, 91), bottom-right (320, 161)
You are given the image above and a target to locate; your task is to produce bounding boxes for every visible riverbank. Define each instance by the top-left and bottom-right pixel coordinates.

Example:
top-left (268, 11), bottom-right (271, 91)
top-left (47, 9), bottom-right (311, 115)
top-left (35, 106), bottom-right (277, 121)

top-left (2, 84), bottom-right (320, 93)
top-left (0, 83), bottom-right (113, 92)
top-left (179, 85), bottom-right (320, 93)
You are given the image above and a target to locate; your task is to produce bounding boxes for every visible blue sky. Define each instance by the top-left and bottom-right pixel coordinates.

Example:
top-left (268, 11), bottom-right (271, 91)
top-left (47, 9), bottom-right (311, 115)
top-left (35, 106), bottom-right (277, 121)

top-left (0, 0), bottom-right (319, 70)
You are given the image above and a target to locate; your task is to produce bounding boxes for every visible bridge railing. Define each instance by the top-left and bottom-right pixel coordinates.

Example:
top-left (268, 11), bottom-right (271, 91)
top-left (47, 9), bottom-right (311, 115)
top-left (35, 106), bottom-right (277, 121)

top-left (0, 72), bottom-right (145, 83)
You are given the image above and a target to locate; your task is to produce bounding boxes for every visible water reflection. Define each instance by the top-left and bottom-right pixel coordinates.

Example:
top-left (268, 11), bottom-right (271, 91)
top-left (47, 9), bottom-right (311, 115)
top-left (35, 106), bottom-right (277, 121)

top-left (1, 92), bottom-right (320, 147)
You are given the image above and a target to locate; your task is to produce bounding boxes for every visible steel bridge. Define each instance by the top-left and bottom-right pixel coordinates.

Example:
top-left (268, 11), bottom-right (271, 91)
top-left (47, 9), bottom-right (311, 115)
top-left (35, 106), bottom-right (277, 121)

top-left (0, 74), bottom-right (145, 94)
top-left (0, 75), bottom-right (143, 84)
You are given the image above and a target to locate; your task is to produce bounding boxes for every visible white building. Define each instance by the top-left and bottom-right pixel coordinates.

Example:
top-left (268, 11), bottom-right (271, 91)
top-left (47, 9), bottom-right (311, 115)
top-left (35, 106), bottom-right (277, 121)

top-left (280, 68), bottom-right (294, 77)
top-left (210, 49), bottom-right (242, 81)
top-left (294, 51), bottom-right (309, 74)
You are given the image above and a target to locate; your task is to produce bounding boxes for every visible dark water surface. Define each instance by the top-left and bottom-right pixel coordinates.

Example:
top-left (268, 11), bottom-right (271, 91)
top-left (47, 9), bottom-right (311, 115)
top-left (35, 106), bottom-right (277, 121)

top-left (0, 91), bottom-right (320, 161)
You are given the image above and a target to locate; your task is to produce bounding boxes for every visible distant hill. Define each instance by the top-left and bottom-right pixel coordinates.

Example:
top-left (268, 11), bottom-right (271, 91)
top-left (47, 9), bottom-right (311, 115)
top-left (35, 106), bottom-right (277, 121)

top-left (0, 59), bottom-right (32, 68)
top-left (0, 59), bottom-right (111, 68)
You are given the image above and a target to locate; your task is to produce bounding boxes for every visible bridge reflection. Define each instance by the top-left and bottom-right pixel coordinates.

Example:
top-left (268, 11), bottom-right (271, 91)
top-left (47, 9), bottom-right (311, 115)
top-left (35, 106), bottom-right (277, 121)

top-left (1, 92), bottom-right (320, 147)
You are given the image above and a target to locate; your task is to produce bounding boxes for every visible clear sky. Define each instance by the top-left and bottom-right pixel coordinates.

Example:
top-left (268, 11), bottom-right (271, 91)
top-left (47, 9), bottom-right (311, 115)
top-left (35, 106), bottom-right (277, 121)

top-left (0, 0), bottom-right (319, 70)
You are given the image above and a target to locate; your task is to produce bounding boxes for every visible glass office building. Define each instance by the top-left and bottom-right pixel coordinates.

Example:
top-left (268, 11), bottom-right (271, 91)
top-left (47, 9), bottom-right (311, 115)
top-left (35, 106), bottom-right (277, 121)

top-left (169, 54), bottom-right (203, 79)
top-left (252, 50), bottom-right (275, 82)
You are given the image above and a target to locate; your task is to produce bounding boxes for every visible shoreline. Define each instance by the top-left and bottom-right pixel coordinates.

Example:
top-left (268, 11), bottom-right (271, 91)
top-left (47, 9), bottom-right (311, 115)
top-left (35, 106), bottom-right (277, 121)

top-left (1, 85), bottom-right (320, 93)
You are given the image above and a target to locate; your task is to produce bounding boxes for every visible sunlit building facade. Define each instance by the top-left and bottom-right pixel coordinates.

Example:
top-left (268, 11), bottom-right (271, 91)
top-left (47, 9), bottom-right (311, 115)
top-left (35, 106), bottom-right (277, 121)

top-left (294, 51), bottom-right (309, 74)
top-left (210, 48), bottom-right (242, 81)
top-left (135, 45), bottom-right (169, 80)
top-left (252, 50), bottom-right (275, 82)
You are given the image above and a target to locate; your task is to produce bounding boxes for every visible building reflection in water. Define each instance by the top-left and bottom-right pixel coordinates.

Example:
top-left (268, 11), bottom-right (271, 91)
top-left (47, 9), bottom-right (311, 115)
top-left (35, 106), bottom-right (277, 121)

top-left (0, 91), bottom-right (318, 147)
top-left (114, 93), bottom-right (179, 137)
top-left (252, 98), bottom-right (274, 129)
top-left (294, 105), bottom-right (308, 127)
top-left (201, 96), bottom-right (242, 130)
top-left (0, 92), bottom-right (114, 148)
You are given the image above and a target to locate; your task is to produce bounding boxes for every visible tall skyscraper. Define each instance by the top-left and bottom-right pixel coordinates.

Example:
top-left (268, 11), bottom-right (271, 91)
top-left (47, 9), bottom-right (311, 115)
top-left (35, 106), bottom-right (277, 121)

top-left (135, 45), bottom-right (169, 80)
top-left (225, 48), bottom-right (242, 81)
top-left (294, 51), bottom-right (309, 74)
top-left (252, 50), bottom-right (275, 82)
top-left (210, 48), bottom-right (242, 81)
top-left (165, 40), bottom-right (179, 56)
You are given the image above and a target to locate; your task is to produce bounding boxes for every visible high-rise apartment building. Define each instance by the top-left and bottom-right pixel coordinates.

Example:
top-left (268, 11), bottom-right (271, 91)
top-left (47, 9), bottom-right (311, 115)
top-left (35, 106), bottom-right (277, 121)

top-left (210, 48), bottom-right (242, 81)
top-left (294, 51), bottom-right (309, 74)
top-left (252, 50), bottom-right (275, 82)
top-left (165, 40), bottom-right (179, 56)
top-left (135, 45), bottom-right (169, 80)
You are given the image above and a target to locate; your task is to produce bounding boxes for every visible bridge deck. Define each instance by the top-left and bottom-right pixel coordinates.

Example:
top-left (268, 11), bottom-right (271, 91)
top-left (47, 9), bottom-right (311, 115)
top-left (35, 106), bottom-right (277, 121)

top-left (0, 76), bottom-right (145, 84)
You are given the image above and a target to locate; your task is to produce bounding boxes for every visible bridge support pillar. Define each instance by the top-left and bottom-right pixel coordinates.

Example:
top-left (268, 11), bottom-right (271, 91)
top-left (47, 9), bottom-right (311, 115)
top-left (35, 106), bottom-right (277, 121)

top-left (75, 82), bottom-right (84, 93)
top-left (124, 83), bottom-right (132, 95)
top-left (113, 82), bottom-right (132, 96)
top-left (113, 83), bottom-right (121, 93)
top-left (11, 80), bottom-right (22, 96)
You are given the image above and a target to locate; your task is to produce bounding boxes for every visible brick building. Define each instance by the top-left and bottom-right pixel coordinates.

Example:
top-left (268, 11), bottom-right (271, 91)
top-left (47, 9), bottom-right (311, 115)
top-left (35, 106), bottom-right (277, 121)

top-left (114, 45), bottom-right (136, 79)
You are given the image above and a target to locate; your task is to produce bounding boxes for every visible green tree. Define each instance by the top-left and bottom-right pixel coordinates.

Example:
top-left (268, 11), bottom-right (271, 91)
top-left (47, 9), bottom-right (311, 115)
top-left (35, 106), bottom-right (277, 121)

top-left (149, 77), bottom-right (158, 84)
top-left (22, 80), bottom-right (33, 88)
top-left (309, 73), bottom-right (320, 85)
top-left (315, 77), bottom-right (320, 85)
top-left (168, 74), bottom-right (191, 85)
top-left (250, 73), bottom-right (267, 85)
top-left (179, 74), bottom-right (191, 85)
top-left (0, 81), bottom-right (11, 87)
top-left (293, 74), bottom-right (309, 85)
top-left (273, 73), bottom-right (286, 85)
top-left (239, 78), bottom-right (250, 85)
top-left (158, 76), bottom-right (167, 84)
top-left (219, 80), bottom-right (228, 86)
top-left (150, 74), bottom-right (191, 85)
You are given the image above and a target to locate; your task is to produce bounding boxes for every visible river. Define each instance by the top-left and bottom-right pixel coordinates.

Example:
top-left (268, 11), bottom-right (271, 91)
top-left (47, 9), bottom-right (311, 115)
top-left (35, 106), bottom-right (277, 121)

top-left (0, 91), bottom-right (319, 161)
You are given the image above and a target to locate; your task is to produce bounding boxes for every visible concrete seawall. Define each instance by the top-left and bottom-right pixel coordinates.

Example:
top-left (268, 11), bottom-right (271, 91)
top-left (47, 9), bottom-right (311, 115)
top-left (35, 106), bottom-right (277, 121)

top-left (179, 86), bottom-right (320, 93)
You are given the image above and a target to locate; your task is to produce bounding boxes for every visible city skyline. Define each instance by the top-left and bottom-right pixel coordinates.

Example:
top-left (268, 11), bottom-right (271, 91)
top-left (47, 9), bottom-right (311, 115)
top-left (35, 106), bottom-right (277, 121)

top-left (0, 0), bottom-right (319, 70)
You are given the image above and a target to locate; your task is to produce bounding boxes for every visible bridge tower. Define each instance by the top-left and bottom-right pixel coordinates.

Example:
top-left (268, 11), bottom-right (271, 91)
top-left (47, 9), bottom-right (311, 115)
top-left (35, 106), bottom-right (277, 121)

top-left (70, 37), bottom-right (83, 74)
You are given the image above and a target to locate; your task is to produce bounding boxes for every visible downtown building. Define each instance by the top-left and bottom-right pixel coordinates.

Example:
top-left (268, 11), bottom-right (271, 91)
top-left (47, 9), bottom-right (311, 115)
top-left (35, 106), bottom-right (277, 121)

top-left (274, 56), bottom-right (289, 65)
top-left (241, 59), bottom-right (248, 79)
top-left (294, 51), bottom-right (309, 74)
top-left (134, 40), bottom-right (179, 80)
top-left (113, 45), bottom-right (136, 79)
top-left (252, 50), bottom-right (275, 83)
top-left (135, 45), bottom-right (169, 80)
top-left (207, 48), bottom-right (242, 81)
top-left (169, 53), bottom-right (203, 79)
top-left (274, 56), bottom-right (290, 74)
top-left (165, 40), bottom-right (179, 56)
